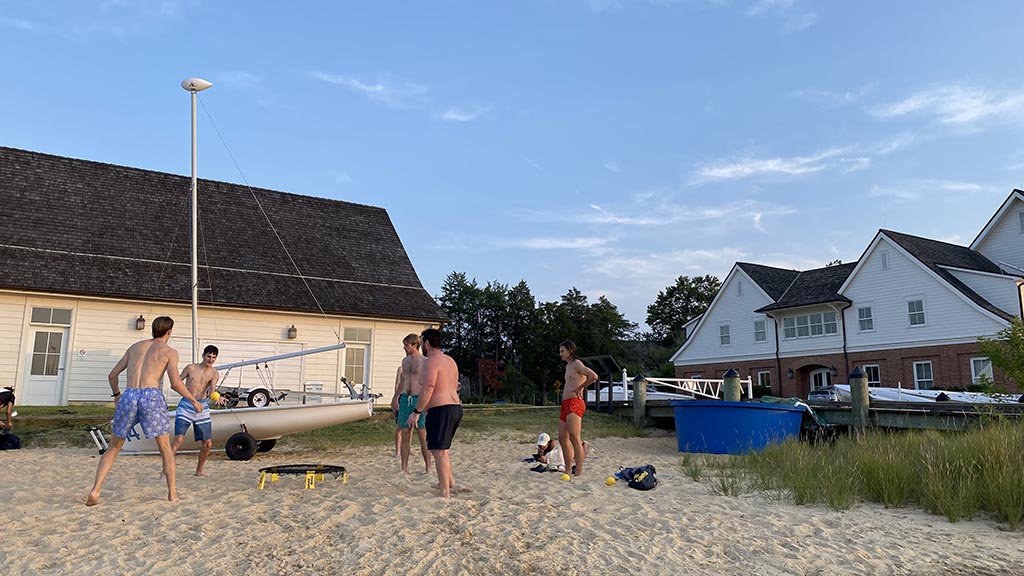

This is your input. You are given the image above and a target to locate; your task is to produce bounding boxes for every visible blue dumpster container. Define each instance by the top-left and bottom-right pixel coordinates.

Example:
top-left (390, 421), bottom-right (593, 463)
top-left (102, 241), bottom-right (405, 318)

top-left (670, 400), bottom-right (805, 455)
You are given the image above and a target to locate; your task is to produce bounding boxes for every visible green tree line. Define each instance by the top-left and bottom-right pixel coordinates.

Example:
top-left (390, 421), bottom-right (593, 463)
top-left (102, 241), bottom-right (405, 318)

top-left (435, 272), bottom-right (720, 404)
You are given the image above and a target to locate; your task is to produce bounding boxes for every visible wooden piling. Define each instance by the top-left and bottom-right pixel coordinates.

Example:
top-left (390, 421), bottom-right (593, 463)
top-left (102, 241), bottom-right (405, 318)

top-left (849, 366), bottom-right (870, 438)
top-left (723, 368), bottom-right (741, 401)
top-left (632, 375), bottom-right (647, 427)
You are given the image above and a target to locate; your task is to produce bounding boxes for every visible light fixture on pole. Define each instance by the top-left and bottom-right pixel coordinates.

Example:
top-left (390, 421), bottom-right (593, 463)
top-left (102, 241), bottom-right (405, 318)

top-left (180, 77), bottom-right (213, 364)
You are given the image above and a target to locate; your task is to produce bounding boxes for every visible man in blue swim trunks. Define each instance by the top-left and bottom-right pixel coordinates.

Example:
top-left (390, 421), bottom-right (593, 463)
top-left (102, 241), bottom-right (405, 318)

top-left (171, 344), bottom-right (222, 477)
top-left (86, 316), bottom-right (204, 506)
top-left (394, 333), bottom-right (430, 474)
top-left (407, 328), bottom-right (462, 497)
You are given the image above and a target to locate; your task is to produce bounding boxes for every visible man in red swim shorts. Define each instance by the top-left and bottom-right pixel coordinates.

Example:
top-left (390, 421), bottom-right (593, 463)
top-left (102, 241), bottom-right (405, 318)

top-left (558, 340), bottom-right (597, 477)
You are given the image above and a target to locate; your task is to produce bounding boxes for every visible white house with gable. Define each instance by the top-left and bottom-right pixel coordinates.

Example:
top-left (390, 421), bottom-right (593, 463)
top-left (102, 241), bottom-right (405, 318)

top-left (671, 190), bottom-right (1024, 398)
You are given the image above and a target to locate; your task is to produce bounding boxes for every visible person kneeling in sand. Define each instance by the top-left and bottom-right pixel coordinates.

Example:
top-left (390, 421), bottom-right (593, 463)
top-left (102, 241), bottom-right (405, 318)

top-left (86, 316), bottom-right (203, 506)
top-left (535, 432), bottom-right (587, 472)
top-left (171, 344), bottom-right (222, 477)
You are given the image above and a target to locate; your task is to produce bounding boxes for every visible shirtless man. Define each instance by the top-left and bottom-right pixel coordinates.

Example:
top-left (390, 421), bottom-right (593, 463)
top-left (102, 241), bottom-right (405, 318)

top-left (558, 340), bottom-right (597, 477)
top-left (171, 344), bottom-right (222, 477)
top-left (86, 316), bottom-right (203, 506)
top-left (393, 334), bottom-right (430, 474)
top-left (406, 328), bottom-right (461, 497)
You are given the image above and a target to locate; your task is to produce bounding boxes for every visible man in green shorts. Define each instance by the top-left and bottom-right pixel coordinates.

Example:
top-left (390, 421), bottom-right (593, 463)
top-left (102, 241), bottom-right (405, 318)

top-left (394, 333), bottom-right (429, 474)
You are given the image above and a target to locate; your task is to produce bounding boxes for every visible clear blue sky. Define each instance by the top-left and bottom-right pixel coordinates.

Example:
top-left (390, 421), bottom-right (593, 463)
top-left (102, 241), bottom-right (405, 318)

top-left (4, 1), bottom-right (1024, 330)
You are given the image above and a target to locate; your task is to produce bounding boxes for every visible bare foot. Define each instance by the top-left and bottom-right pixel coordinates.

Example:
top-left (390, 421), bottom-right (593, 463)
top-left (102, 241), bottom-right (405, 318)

top-left (85, 493), bottom-right (101, 507)
top-left (195, 471), bottom-right (209, 477)
top-left (167, 493), bottom-right (178, 503)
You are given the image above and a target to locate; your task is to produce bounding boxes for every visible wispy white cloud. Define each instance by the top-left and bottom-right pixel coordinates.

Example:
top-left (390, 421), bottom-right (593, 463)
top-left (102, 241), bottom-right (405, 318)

top-left (867, 179), bottom-right (988, 203)
top-left (792, 82), bottom-right (876, 109)
top-left (0, 16), bottom-right (33, 30)
top-left (307, 71), bottom-right (429, 109)
top-left (747, 0), bottom-right (794, 16)
top-left (500, 236), bottom-right (610, 250)
top-left (840, 157), bottom-right (871, 174)
top-left (603, 161), bottom-right (622, 174)
top-left (437, 106), bottom-right (488, 122)
top-left (553, 198), bottom-right (797, 232)
top-left (590, 247), bottom-right (746, 282)
top-left (217, 71), bottom-right (262, 89)
top-left (691, 146), bottom-right (851, 184)
top-left (782, 12), bottom-right (817, 34)
top-left (869, 84), bottom-right (1024, 127)
top-left (332, 172), bottom-right (353, 185)
top-left (520, 153), bottom-right (550, 175)
top-left (874, 132), bottom-right (916, 155)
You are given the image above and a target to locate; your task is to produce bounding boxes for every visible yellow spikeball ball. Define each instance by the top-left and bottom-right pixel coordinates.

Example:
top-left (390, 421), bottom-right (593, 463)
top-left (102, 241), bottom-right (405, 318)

top-left (606, 476), bottom-right (616, 486)
top-left (560, 473), bottom-right (571, 481)
top-left (210, 391), bottom-right (220, 402)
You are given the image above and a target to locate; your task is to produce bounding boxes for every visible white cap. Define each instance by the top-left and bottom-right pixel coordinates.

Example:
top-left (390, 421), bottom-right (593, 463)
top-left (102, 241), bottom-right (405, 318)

top-left (537, 432), bottom-right (551, 446)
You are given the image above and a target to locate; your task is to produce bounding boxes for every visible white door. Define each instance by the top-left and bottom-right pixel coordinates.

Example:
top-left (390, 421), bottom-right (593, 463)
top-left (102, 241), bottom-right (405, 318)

top-left (23, 327), bottom-right (69, 405)
top-left (809, 368), bottom-right (832, 391)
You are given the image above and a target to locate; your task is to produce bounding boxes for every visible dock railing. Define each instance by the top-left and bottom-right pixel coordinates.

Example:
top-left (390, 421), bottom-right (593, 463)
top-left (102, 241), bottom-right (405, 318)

top-left (643, 376), bottom-right (754, 400)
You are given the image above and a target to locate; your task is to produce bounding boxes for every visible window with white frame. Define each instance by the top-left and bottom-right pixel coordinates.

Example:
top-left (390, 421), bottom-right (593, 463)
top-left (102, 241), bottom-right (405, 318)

top-left (782, 311), bottom-right (838, 339)
top-left (913, 361), bottom-right (934, 390)
top-left (857, 306), bottom-right (873, 331)
top-left (863, 364), bottom-right (881, 386)
top-left (907, 299), bottom-right (926, 326)
top-left (30, 307), bottom-right (72, 326)
top-left (753, 319), bottom-right (767, 343)
top-left (343, 327), bottom-right (372, 389)
top-left (737, 280), bottom-right (743, 296)
top-left (971, 357), bottom-right (993, 384)
top-left (880, 250), bottom-right (890, 271)
top-left (1018, 210), bottom-right (1024, 234)
top-left (719, 324), bottom-right (731, 346)
top-left (757, 370), bottom-right (771, 388)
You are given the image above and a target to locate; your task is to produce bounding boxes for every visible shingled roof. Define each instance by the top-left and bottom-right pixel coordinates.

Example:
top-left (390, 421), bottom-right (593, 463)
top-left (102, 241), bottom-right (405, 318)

top-left (756, 262), bottom-right (856, 313)
top-left (736, 262), bottom-right (799, 300)
top-left (0, 147), bottom-right (447, 322)
top-left (881, 230), bottom-right (1014, 322)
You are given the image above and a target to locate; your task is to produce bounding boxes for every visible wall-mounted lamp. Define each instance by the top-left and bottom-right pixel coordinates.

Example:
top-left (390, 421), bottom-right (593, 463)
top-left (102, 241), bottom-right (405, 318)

top-left (786, 368), bottom-right (794, 379)
top-left (135, 315), bottom-right (146, 331)
top-left (829, 365), bottom-right (838, 378)
top-left (287, 325), bottom-right (297, 340)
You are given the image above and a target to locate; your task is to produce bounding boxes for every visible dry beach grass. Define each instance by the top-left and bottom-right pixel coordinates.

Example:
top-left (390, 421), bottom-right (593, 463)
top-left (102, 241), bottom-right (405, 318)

top-left (2, 414), bottom-right (1024, 575)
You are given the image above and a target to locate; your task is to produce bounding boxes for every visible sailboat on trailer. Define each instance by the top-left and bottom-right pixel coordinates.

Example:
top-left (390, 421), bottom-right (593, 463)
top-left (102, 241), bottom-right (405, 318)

top-left (95, 78), bottom-right (376, 460)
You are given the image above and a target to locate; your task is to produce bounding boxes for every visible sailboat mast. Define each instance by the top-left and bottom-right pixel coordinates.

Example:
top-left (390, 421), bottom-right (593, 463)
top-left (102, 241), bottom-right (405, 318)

top-left (181, 77), bottom-right (213, 365)
top-left (189, 88), bottom-right (199, 365)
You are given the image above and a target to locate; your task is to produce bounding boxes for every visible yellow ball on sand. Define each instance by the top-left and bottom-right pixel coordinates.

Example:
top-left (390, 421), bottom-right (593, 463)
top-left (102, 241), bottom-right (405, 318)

top-left (606, 476), bottom-right (616, 486)
top-left (560, 473), bottom-right (571, 481)
top-left (210, 391), bottom-right (220, 402)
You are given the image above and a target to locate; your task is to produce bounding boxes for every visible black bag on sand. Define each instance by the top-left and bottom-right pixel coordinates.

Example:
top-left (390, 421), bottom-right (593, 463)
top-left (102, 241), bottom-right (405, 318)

top-left (627, 464), bottom-right (657, 490)
top-left (0, 432), bottom-right (21, 450)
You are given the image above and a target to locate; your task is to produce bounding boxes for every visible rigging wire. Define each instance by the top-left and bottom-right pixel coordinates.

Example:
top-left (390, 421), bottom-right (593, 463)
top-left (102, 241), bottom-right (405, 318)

top-left (198, 96), bottom-right (341, 343)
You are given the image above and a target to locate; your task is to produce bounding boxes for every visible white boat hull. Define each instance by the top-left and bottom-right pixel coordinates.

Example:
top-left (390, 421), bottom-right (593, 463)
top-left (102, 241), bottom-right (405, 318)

top-left (119, 400), bottom-right (374, 454)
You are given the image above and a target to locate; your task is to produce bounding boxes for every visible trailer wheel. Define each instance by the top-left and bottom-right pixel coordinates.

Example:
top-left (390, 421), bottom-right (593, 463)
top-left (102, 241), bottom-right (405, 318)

top-left (256, 439), bottom-right (277, 453)
top-left (247, 388), bottom-right (271, 407)
top-left (225, 432), bottom-right (258, 461)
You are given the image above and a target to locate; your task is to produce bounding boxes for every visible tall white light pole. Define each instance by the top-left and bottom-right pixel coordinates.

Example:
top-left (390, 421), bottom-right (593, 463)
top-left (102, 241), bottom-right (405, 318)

top-left (180, 77), bottom-right (213, 364)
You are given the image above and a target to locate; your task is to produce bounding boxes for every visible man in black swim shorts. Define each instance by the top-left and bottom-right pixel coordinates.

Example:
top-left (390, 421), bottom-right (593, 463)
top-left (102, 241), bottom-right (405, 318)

top-left (407, 328), bottom-right (462, 498)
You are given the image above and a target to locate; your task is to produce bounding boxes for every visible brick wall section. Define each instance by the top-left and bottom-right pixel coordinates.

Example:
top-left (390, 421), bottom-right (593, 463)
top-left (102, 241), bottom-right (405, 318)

top-left (675, 342), bottom-right (1013, 399)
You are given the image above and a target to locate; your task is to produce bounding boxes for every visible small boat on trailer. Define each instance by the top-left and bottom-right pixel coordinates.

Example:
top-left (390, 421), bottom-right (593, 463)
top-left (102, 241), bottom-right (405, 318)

top-left (90, 343), bottom-right (377, 461)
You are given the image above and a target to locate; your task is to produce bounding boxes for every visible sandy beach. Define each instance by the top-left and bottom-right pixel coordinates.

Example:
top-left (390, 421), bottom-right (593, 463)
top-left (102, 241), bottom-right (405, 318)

top-left (2, 432), bottom-right (1022, 576)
